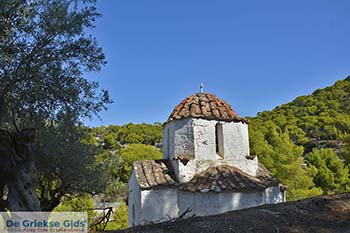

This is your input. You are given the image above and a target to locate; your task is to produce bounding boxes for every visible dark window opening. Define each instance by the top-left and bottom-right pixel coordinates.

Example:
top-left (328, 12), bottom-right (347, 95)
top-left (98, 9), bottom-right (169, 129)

top-left (167, 127), bottom-right (170, 157)
top-left (215, 123), bottom-right (224, 159)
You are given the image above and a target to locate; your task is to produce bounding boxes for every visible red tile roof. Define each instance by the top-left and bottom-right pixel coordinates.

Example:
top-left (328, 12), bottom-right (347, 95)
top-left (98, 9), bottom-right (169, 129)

top-left (179, 164), bottom-right (279, 193)
top-left (166, 93), bottom-right (247, 123)
top-left (133, 160), bottom-right (177, 189)
top-left (133, 160), bottom-right (282, 193)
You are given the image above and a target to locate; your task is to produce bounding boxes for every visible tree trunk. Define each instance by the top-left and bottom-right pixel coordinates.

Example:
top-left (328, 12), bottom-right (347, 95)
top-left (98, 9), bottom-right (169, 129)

top-left (0, 129), bottom-right (41, 211)
top-left (7, 159), bottom-right (41, 211)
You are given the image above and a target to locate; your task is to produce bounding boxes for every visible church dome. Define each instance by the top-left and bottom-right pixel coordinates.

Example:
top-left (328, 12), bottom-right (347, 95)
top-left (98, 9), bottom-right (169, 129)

top-left (167, 92), bottom-right (247, 123)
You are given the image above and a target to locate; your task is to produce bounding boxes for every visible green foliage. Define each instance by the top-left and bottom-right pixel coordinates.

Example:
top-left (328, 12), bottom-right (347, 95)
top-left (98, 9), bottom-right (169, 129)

top-left (54, 192), bottom-right (128, 231)
top-left (105, 202), bottom-right (128, 230)
top-left (82, 123), bottom-right (163, 203)
top-left (54, 193), bottom-right (95, 212)
top-left (54, 193), bottom-right (97, 226)
top-left (341, 135), bottom-right (350, 164)
top-left (103, 133), bottom-right (121, 150)
top-left (249, 121), bottom-right (322, 200)
top-left (249, 77), bottom-right (350, 199)
top-left (255, 78), bottom-right (350, 143)
top-left (287, 187), bottom-right (322, 201)
top-left (119, 144), bottom-right (162, 182)
top-left (0, 0), bottom-right (110, 211)
top-left (99, 151), bottom-right (128, 202)
top-left (35, 116), bottom-right (103, 211)
top-left (0, 0), bottom-right (111, 131)
top-left (86, 123), bottom-right (163, 149)
top-left (305, 148), bottom-right (350, 193)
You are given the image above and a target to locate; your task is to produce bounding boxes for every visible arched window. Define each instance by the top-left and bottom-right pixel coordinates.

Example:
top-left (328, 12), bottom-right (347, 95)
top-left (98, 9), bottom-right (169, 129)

top-left (215, 123), bottom-right (224, 159)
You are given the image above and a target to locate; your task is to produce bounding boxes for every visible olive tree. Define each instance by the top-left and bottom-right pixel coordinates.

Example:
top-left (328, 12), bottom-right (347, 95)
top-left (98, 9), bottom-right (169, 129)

top-left (0, 0), bottom-right (111, 210)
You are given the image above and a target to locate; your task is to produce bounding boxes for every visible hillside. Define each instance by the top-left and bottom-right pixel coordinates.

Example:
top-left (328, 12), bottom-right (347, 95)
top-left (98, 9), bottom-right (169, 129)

top-left (248, 77), bottom-right (350, 200)
top-left (251, 76), bottom-right (350, 148)
top-left (109, 192), bottom-right (350, 233)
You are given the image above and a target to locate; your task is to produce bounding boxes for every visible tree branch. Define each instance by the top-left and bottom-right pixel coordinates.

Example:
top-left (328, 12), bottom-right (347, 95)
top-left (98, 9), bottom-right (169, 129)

top-left (0, 34), bottom-right (56, 99)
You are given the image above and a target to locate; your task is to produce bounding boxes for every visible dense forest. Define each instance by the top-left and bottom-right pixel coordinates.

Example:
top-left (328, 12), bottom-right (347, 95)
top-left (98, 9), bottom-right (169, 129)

top-left (76, 77), bottom-right (350, 229)
top-left (249, 77), bottom-right (350, 200)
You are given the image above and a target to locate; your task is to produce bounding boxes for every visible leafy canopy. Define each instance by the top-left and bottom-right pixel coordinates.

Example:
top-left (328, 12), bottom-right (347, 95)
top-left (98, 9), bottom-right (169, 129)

top-left (0, 0), bottom-right (111, 131)
top-left (0, 0), bottom-right (111, 211)
top-left (305, 148), bottom-right (349, 193)
top-left (35, 116), bottom-right (103, 211)
top-left (119, 143), bottom-right (162, 182)
top-left (249, 77), bottom-right (350, 199)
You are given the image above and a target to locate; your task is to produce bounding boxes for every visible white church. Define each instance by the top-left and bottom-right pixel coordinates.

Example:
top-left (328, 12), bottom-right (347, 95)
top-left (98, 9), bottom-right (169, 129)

top-left (128, 90), bottom-right (286, 227)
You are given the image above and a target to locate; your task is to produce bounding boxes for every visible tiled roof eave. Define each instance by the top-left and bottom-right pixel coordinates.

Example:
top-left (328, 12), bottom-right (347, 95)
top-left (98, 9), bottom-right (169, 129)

top-left (133, 160), bottom-right (178, 190)
top-left (178, 186), bottom-right (269, 193)
top-left (139, 181), bottom-right (278, 192)
top-left (139, 183), bottom-right (177, 190)
top-left (163, 116), bottom-right (249, 126)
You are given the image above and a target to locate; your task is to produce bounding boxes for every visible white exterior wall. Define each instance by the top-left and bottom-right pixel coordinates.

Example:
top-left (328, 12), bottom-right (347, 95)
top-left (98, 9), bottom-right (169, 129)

top-left (139, 188), bottom-right (178, 225)
top-left (171, 157), bottom-right (258, 183)
top-left (164, 118), bottom-right (250, 161)
top-left (171, 159), bottom-right (197, 183)
top-left (195, 158), bottom-right (258, 177)
top-left (193, 119), bottom-right (217, 160)
top-left (131, 184), bottom-right (285, 226)
top-left (192, 119), bottom-right (250, 161)
top-left (178, 187), bottom-right (284, 218)
top-left (264, 186), bottom-right (286, 203)
top-left (223, 122), bottom-right (250, 160)
top-left (178, 191), bottom-right (263, 217)
top-left (163, 119), bottom-right (194, 160)
top-left (165, 118), bottom-right (257, 181)
top-left (128, 172), bottom-right (141, 227)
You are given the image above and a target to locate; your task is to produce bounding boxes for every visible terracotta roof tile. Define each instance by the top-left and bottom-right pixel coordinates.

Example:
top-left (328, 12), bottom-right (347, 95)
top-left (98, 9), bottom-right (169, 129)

top-left (133, 160), bottom-right (282, 193)
top-left (179, 164), bottom-right (279, 193)
top-left (133, 160), bottom-right (177, 190)
top-left (166, 93), bottom-right (248, 123)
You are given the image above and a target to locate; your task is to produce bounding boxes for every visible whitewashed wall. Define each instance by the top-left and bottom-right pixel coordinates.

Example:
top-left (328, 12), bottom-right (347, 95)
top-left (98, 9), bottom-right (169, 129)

top-left (163, 119), bottom-right (194, 160)
top-left (171, 159), bottom-right (196, 183)
top-left (171, 157), bottom-right (258, 183)
top-left (164, 118), bottom-right (250, 161)
top-left (264, 186), bottom-right (286, 203)
top-left (192, 119), bottom-right (250, 160)
top-left (193, 119), bottom-right (216, 160)
top-left (130, 184), bottom-right (285, 226)
top-left (139, 188), bottom-right (178, 225)
top-left (178, 188), bottom-right (284, 218)
top-left (222, 122), bottom-right (250, 160)
top-left (195, 158), bottom-right (259, 177)
top-left (128, 172), bottom-right (141, 227)
top-left (164, 118), bottom-right (257, 180)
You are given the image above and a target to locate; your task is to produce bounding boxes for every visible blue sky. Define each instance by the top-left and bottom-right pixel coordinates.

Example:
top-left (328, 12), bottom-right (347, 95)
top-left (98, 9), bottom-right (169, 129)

top-left (85, 0), bottom-right (350, 126)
